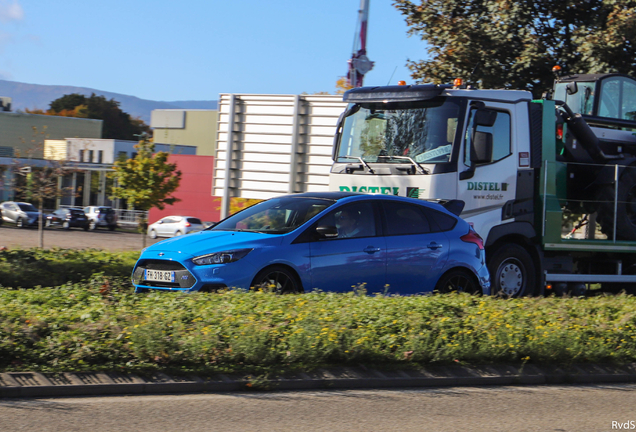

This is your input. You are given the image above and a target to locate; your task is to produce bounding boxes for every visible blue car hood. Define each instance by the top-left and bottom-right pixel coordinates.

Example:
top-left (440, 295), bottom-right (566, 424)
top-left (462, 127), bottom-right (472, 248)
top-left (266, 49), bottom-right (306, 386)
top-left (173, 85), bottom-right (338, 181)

top-left (145, 230), bottom-right (283, 257)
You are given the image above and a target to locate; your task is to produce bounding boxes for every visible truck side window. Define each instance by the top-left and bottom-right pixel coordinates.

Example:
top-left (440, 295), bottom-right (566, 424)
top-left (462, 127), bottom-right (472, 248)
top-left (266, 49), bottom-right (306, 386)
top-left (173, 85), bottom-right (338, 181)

top-left (464, 110), bottom-right (511, 166)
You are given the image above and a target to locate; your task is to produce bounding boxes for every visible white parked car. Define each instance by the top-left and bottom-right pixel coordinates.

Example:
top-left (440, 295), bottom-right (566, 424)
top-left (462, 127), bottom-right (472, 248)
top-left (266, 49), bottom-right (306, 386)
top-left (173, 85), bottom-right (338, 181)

top-left (83, 206), bottom-right (118, 231)
top-left (147, 216), bottom-right (204, 238)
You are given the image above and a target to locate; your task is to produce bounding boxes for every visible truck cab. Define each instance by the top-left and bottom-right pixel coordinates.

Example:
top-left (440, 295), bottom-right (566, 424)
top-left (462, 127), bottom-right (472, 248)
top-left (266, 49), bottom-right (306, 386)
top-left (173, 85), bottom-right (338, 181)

top-left (330, 77), bottom-right (636, 297)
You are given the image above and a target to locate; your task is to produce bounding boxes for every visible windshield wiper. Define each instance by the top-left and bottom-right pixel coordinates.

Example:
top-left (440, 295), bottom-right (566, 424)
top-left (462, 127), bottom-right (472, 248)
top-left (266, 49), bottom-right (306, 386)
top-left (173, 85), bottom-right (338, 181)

top-left (383, 155), bottom-right (429, 174)
top-left (340, 155), bottom-right (375, 174)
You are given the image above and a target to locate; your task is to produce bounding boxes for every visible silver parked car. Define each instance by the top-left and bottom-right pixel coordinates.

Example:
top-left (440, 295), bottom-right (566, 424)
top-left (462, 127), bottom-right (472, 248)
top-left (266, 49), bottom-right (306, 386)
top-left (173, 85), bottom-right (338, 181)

top-left (83, 206), bottom-right (118, 231)
top-left (147, 216), bottom-right (204, 238)
top-left (0, 201), bottom-right (42, 228)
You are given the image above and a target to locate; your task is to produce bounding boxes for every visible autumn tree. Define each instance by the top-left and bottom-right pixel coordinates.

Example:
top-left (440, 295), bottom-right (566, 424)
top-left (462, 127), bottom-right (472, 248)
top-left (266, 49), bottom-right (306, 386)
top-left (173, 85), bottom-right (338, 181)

top-left (27, 93), bottom-right (150, 140)
top-left (336, 76), bottom-right (354, 95)
top-left (11, 126), bottom-right (77, 248)
top-left (393, 0), bottom-right (636, 97)
top-left (110, 139), bottom-right (181, 247)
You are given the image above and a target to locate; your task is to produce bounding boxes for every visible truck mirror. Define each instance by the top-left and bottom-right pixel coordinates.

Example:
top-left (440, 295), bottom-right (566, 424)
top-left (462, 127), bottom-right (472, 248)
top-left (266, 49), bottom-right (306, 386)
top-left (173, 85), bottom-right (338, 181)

top-left (473, 109), bottom-right (497, 127)
top-left (470, 131), bottom-right (493, 164)
top-left (566, 81), bottom-right (578, 95)
top-left (332, 112), bottom-right (345, 161)
top-left (316, 225), bottom-right (339, 238)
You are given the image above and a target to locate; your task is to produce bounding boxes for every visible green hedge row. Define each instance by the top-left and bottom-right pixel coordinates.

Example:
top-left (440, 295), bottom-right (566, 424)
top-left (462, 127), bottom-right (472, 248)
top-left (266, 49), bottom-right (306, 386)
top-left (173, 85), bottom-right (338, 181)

top-left (0, 248), bottom-right (138, 288)
top-left (1, 274), bottom-right (636, 375)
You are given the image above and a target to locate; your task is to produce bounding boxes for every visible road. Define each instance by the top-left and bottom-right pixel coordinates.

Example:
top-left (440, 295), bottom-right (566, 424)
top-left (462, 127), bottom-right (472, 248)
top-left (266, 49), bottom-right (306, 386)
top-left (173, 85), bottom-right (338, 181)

top-left (1, 384), bottom-right (635, 432)
top-left (0, 225), bottom-right (164, 251)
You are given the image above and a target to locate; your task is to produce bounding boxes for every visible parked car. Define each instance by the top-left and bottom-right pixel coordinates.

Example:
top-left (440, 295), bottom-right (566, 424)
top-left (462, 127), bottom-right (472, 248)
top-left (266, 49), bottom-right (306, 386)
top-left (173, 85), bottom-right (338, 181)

top-left (83, 206), bottom-right (118, 231)
top-left (0, 201), bottom-right (42, 228)
top-left (147, 216), bottom-right (204, 238)
top-left (46, 208), bottom-right (89, 230)
top-left (132, 192), bottom-right (491, 295)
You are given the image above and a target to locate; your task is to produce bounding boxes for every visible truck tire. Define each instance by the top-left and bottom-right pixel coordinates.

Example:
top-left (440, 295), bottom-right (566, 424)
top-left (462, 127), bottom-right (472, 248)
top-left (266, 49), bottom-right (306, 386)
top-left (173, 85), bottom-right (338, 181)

top-left (488, 244), bottom-right (536, 297)
top-left (595, 171), bottom-right (636, 241)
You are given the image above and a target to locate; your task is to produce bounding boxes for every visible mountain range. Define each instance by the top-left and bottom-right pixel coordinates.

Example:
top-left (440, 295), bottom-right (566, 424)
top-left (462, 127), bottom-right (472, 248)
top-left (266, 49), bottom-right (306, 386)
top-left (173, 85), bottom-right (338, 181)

top-left (0, 80), bottom-right (218, 124)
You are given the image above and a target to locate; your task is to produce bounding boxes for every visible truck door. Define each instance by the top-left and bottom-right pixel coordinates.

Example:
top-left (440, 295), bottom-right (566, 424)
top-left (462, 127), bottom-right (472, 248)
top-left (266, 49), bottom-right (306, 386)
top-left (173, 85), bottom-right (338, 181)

top-left (458, 102), bottom-right (518, 236)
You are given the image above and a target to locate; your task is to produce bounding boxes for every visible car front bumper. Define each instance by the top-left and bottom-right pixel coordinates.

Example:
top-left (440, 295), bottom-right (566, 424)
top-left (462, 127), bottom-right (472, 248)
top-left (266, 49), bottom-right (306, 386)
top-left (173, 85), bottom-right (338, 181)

top-left (132, 251), bottom-right (257, 293)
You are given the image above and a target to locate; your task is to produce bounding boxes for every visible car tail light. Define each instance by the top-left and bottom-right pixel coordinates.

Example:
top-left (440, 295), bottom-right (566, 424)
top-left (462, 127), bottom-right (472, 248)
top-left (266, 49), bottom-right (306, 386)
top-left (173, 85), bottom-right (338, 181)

top-left (460, 227), bottom-right (484, 250)
top-left (184, 222), bottom-right (191, 227)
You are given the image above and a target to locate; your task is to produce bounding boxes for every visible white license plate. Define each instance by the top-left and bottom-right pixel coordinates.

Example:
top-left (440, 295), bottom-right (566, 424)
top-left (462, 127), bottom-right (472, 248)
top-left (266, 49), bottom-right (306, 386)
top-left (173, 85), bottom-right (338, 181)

top-left (144, 269), bottom-right (175, 283)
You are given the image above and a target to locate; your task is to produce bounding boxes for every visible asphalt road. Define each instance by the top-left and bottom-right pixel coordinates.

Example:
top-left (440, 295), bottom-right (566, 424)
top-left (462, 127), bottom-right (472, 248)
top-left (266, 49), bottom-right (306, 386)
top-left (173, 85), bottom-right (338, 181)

top-left (0, 225), bottom-right (164, 251)
top-left (1, 384), bottom-right (635, 432)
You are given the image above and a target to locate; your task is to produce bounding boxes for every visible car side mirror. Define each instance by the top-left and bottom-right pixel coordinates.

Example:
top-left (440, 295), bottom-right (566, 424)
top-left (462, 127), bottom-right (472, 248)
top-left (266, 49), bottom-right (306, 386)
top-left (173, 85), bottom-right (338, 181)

top-left (157, 220), bottom-right (163, 224)
top-left (470, 131), bottom-right (493, 164)
top-left (316, 225), bottom-right (338, 238)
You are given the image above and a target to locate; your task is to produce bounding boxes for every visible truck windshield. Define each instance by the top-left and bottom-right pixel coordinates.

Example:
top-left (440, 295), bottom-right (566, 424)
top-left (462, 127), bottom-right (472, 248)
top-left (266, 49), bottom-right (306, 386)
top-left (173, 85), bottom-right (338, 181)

top-left (336, 98), bottom-right (462, 164)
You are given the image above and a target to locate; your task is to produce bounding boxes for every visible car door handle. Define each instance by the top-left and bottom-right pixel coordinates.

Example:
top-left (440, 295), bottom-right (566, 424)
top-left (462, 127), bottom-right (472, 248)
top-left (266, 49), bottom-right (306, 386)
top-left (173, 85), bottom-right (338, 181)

top-left (363, 246), bottom-right (381, 254)
top-left (427, 242), bottom-right (442, 250)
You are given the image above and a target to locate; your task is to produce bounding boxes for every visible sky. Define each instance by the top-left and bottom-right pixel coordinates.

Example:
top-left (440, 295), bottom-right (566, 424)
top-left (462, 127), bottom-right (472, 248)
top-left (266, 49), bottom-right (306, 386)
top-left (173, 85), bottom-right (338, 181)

top-left (0, 0), bottom-right (428, 102)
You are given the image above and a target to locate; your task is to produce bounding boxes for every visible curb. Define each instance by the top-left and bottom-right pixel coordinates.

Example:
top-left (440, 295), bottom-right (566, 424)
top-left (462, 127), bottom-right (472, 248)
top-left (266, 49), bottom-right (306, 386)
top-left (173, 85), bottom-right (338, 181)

top-left (2, 363), bottom-right (636, 398)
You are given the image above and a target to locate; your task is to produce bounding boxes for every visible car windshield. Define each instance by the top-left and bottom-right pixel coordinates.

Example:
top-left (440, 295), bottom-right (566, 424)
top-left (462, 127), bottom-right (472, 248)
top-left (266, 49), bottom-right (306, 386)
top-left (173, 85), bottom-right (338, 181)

top-left (18, 203), bottom-right (37, 212)
top-left (211, 197), bottom-right (334, 234)
top-left (337, 98), bottom-right (461, 164)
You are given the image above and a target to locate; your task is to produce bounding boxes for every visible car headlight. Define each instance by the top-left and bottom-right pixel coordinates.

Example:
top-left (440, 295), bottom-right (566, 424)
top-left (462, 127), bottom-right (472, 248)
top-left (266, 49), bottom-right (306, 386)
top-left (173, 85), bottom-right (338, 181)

top-left (192, 248), bottom-right (253, 266)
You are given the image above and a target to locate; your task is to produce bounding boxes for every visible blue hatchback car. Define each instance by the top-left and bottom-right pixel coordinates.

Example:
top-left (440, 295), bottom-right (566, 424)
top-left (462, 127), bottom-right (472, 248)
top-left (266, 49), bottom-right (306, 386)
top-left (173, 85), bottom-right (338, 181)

top-left (132, 192), bottom-right (490, 295)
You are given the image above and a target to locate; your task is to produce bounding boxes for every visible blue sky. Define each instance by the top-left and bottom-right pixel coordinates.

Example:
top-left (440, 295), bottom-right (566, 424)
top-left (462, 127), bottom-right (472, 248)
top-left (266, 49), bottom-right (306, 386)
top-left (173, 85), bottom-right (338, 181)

top-left (0, 0), bottom-right (428, 101)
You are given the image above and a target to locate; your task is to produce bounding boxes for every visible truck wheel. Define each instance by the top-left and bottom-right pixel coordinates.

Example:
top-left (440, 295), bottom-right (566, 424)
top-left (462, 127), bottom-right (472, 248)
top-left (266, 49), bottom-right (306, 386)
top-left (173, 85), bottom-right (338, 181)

top-left (596, 171), bottom-right (636, 241)
top-left (488, 244), bottom-right (536, 297)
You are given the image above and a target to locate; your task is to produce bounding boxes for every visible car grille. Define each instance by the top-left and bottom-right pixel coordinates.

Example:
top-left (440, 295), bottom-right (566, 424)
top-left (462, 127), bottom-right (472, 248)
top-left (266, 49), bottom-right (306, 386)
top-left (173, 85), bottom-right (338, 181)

top-left (133, 259), bottom-right (196, 288)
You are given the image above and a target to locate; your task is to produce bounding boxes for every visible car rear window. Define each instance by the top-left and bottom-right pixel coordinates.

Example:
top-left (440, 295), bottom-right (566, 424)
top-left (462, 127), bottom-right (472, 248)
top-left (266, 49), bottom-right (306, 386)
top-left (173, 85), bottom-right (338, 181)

top-left (70, 210), bottom-right (84, 216)
top-left (187, 218), bottom-right (202, 225)
top-left (382, 202), bottom-right (431, 236)
top-left (423, 208), bottom-right (458, 232)
top-left (98, 208), bottom-right (114, 214)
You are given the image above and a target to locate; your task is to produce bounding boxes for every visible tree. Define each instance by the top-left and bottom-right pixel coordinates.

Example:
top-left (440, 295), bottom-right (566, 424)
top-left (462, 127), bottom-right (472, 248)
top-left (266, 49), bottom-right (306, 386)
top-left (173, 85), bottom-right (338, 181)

top-left (109, 139), bottom-right (181, 247)
top-left (336, 76), bottom-right (354, 95)
top-left (26, 93), bottom-right (151, 140)
top-left (12, 163), bottom-right (75, 248)
top-left (392, 0), bottom-right (636, 97)
top-left (11, 126), bottom-right (78, 248)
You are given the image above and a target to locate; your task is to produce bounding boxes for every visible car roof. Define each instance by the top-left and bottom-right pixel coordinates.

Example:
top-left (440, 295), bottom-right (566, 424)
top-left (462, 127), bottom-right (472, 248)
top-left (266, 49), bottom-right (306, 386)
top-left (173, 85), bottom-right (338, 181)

top-left (283, 192), bottom-right (462, 216)
top-left (288, 191), bottom-right (361, 200)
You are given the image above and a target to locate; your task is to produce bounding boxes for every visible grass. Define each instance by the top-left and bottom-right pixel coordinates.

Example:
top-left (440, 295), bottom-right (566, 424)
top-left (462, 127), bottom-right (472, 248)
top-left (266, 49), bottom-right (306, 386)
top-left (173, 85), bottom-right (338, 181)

top-left (1, 273), bottom-right (636, 376)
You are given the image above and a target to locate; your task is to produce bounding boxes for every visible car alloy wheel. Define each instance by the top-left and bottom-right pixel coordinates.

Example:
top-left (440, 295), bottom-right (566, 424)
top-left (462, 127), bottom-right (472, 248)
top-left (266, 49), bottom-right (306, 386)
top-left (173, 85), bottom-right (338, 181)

top-left (149, 229), bottom-right (158, 239)
top-left (434, 269), bottom-right (478, 294)
top-left (16, 218), bottom-right (24, 228)
top-left (252, 266), bottom-right (302, 294)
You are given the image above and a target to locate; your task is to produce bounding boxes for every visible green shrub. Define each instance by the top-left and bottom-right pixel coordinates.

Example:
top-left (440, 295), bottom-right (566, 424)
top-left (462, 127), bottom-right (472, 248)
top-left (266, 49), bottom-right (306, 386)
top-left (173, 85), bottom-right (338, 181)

top-left (0, 248), bottom-right (138, 288)
top-left (1, 276), bottom-right (636, 375)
